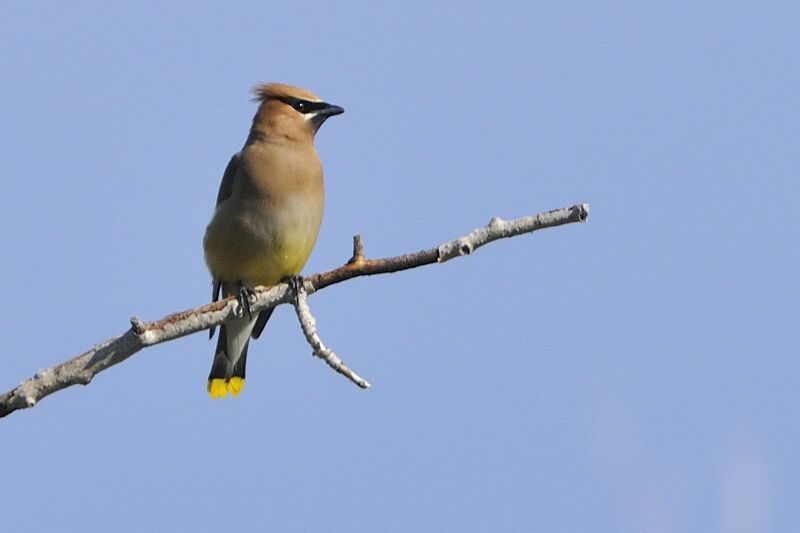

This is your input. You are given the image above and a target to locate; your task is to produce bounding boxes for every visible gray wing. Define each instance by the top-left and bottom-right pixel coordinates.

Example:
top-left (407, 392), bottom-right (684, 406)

top-left (208, 153), bottom-right (240, 339)
top-left (250, 308), bottom-right (274, 340)
top-left (215, 152), bottom-right (241, 206)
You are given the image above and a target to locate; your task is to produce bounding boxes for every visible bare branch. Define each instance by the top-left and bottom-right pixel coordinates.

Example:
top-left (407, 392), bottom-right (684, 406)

top-left (292, 277), bottom-right (371, 389)
top-left (0, 203), bottom-right (588, 418)
top-left (304, 203), bottom-right (589, 291)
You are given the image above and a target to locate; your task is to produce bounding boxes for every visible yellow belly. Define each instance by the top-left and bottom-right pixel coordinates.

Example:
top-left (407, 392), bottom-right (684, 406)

top-left (204, 199), bottom-right (322, 287)
top-left (234, 232), bottom-right (316, 286)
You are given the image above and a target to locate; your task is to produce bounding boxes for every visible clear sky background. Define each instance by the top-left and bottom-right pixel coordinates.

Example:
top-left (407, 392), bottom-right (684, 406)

top-left (1, 2), bottom-right (797, 532)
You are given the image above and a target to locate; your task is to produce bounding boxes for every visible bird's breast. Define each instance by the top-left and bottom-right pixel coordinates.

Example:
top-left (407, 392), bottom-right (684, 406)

top-left (204, 192), bottom-right (324, 287)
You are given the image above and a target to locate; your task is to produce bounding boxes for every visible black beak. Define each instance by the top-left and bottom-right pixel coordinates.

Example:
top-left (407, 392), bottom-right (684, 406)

top-left (311, 102), bottom-right (344, 130)
top-left (320, 102), bottom-right (344, 117)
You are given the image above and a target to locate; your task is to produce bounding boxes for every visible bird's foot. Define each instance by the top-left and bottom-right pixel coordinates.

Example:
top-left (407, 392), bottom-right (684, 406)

top-left (236, 284), bottom-right (256, 319)
top-left (289, 275), bottom-right (305, 296)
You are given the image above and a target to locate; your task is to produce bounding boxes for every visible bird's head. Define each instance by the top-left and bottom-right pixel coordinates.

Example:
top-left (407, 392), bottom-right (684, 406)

top-left (251, 83), bottom-right (344, 143)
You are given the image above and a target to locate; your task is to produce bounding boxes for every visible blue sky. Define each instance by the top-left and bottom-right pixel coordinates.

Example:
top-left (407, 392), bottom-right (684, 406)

top-left (1, 2), bottom-right (797, 531)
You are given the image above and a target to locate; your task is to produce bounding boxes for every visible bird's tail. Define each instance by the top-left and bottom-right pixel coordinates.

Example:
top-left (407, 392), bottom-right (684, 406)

top-left (207, 314), bottom-right (256, 398)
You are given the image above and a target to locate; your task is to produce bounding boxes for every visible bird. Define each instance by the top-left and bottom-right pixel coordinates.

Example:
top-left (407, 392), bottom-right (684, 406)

top-left (203, 83), bottom-right (344, 398)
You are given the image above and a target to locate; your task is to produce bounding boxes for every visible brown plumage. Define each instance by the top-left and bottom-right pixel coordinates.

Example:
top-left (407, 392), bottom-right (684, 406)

top-left (203, 82), bottom-right (344, 398)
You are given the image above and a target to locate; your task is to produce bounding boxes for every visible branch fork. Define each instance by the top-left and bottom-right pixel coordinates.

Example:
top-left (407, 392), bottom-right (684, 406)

top-left (292, 276), bottom-right (370, 389)
top-left (0, 203), bottom-right (588, 418)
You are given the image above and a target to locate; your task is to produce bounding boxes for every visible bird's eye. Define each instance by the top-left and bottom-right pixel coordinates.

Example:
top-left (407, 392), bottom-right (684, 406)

top-left (294, 101), bottom-right (307, 113)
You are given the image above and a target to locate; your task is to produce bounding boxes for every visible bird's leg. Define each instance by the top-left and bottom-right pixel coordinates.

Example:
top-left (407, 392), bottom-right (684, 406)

top-left (235, 281), bottom-right (256, 319)
top-left (288, 274), bottom-right (304, 298)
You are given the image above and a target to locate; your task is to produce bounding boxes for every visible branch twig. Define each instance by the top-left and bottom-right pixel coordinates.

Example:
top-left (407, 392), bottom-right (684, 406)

top-left (0, 203), bottom-right (588, 418)
top-left (293, 277), bottom-right (371, 389)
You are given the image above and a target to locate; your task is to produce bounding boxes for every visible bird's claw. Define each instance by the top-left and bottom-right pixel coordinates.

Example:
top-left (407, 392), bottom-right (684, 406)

top-left (236, 285), bottom-right (256, 319)
top-left (289, 275), bottom-right (304, 296)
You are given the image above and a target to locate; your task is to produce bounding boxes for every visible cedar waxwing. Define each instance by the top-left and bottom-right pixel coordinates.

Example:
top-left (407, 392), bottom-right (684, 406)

top-left (203, 83), bottom-right (344, 398)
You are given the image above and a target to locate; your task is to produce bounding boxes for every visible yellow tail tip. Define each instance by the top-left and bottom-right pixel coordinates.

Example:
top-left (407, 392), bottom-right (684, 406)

top-left (227, 377), bottom-right (245, 397)
top-left (208, 379), bottom-right (229, 398)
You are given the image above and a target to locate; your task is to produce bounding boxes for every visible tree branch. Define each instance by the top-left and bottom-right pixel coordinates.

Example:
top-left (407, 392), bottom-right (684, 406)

top-left (0, 203), bottom-right (589, 418)
top-left (293, 277), bottom-right (371, 389)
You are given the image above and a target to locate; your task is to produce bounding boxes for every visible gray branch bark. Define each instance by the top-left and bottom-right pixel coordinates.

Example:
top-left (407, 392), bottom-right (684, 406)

top-left (0, 203), bottom-right (589, 418)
